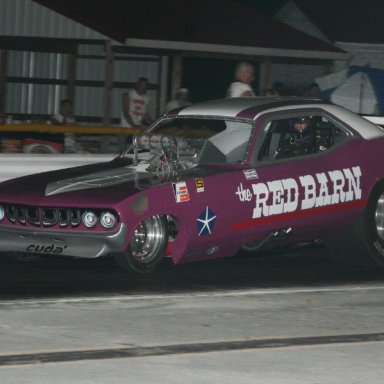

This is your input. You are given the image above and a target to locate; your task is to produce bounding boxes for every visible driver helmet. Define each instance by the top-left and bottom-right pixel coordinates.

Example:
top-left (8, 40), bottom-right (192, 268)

top-left (292, 116), bottom-right (311, 133)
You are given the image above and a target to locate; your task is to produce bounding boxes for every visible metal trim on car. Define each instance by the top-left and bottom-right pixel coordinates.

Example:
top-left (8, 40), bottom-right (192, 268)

top-left (0, 223), bottom-right (128, 259)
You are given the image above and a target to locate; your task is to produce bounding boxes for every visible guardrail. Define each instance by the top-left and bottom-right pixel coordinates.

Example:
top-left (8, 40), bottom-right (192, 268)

top-left (0, 124), bottom-right (133, 181)
top-left (0, 123), bottom-right (141, 135)
top-left (0, 123), bottom-right (141, 154)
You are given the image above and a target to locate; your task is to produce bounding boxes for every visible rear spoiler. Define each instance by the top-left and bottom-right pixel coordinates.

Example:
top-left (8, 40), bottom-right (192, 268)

top-left (362, 116), bottom-right (384, 126)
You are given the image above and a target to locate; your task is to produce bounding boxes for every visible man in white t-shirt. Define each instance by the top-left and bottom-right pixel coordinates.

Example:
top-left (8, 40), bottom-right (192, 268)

top-left (121, 77), bottom-right (153, 128)
top-left (226, 62), bottom-right (256, 98)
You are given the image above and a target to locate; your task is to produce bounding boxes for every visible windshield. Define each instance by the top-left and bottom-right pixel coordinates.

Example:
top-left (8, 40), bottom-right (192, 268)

top-left (123, 117), bottom-right (253, 179)
top-left (126, 116), bottom-right (252, 161)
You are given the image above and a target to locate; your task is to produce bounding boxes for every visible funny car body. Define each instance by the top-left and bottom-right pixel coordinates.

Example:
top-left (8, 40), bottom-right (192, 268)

top-left (0, 97), bottom-right (384, 273)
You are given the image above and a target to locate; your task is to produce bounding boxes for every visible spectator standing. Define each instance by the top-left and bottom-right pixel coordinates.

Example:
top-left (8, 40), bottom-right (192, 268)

top-left (50, 99), bottom-right (76, 125)
top-left (165, 88), bottom-right (191, 112)
top-left (304, 82), bottom-right (321, 98)
top-left (121, 77), bottom-right (153, 129)
top-left (226, 62), bottom-right (255, 98)
top-left (49, 99), bottom-right (77, 153)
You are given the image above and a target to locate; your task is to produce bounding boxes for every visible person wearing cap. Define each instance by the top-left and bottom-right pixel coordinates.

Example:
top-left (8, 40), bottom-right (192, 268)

top-left (165, 88), bottom-right (191, 112)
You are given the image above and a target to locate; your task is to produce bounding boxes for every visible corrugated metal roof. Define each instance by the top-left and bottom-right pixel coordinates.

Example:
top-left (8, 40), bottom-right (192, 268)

top-left (0, 0), bottom-right (110, 40)
top-left (32, 0), bottom-right (347, 59)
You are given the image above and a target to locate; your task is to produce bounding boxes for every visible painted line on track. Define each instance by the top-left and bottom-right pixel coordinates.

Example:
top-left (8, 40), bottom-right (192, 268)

top-left (1, 284), bottom-right (384, 307)
top-left (1, 332), bottom-right (384, 366)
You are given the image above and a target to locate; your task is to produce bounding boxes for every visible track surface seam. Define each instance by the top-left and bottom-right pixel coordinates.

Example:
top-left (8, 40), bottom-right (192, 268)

top-left (2, 332), bottom-right (384, 366)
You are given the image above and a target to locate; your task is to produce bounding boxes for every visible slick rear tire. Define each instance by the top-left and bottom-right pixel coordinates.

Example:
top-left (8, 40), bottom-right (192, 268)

top-left (113, 215), bottom-right (168, 273)
top-left (325, 182), bottom-right (384, 268)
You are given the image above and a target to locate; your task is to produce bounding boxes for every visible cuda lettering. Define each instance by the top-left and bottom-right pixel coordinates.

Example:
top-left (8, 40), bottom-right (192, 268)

top-left (26, 244), bottom-right (68, 254)
top-left (251, 166), bottom-right (361, 218)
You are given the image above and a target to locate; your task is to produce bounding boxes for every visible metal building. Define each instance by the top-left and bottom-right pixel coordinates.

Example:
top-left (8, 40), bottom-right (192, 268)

top-left (0, 0), bottom-right (347, 125)
top-left (0, 0), bottom-right (163, 124)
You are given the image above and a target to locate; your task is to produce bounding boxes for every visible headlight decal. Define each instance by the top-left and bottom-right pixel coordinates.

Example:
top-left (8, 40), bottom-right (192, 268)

top-left (0, 204), bottom-right (119, 230)
top-left (100, 211), bottom-right (118, 229)
top-left (82, 211), bottom-right (98, 228)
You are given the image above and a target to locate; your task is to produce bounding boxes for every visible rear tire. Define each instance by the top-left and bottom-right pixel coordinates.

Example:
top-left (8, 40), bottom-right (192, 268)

top-left (113, 215), bottom-right (168, 273)
top-left (325, 183), bottom-right (384, 268)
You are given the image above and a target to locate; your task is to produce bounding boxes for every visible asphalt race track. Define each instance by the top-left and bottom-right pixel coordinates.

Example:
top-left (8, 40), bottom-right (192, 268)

top-left (0, 247), bottom-right (380, 298)
top-left (1, 247), bottom-right (384, 383)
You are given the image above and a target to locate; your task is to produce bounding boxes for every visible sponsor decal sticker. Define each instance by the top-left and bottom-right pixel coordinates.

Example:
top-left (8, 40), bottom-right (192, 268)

top-left (234, 166), bottom-right (364, 228)
top-left (173, 181), bottom-right (190, 203)
top-left (197, 207), bottom-right (217, 236)
top-left (243, 169), bottom-right (258, 180)
top-left (195, 178), bottom-right (205, 193)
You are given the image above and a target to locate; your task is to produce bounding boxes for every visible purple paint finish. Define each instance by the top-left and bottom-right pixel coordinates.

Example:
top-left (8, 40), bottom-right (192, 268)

top-left (0, 98), bottom-right (383, 272)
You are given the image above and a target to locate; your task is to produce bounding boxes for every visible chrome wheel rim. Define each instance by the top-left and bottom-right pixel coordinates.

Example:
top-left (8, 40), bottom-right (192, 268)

top-left (130, 216), bottom-right (167, 265)
top-left (375, 192), bottom-right (384, 241)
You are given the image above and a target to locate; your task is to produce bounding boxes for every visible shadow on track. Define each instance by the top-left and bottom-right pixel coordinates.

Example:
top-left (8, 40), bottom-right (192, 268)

top-left (1, 246), bottom-right (384, 299)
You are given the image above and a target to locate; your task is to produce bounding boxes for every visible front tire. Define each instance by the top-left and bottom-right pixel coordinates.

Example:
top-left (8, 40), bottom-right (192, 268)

top-left (113, 215), bottom-right (168, 273)
top-left (325, 183), bottom-right (384, 268)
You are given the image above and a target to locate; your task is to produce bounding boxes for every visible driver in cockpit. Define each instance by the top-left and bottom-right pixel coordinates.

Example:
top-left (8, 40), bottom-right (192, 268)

top-left (275, 116), bottom-right (327, 159)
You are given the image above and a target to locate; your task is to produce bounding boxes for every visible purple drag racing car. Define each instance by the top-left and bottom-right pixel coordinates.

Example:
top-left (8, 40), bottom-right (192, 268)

top-left (0, 97), bottom-right (383, 273)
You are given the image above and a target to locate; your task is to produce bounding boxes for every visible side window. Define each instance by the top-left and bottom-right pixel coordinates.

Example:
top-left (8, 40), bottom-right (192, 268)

top-left (258, 115), bottom-right (347, 161)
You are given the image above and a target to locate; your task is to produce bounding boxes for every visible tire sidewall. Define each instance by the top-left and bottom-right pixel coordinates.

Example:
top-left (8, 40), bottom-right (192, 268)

top-left (113, 215), bottom-right (168, 273)
top-left (364, 183), bottom-right (384, 266)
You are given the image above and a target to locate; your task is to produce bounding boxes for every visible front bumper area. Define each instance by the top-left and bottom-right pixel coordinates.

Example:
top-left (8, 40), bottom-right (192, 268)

top-left (0, 224), bottom-right (128, 259)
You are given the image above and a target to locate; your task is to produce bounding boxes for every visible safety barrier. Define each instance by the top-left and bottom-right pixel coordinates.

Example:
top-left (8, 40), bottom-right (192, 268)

top-left (0, 124), bottom-right (135, 181)
top-left (0, 123), bottom-right (141, 154)
top-left (0, 123), bottom-right (141, 135)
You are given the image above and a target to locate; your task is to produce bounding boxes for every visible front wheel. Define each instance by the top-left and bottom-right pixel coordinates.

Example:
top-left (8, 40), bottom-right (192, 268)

top-left (325, 183), bottom-right (384, 268)
top-left (113, 215), bottom-right (168, 273)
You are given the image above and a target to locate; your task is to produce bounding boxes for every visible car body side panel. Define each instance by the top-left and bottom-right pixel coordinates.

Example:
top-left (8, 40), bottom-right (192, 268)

top-left (162, 141), bottom-right (381, 265)
top-left (1, 99), bottom-right (384, 268)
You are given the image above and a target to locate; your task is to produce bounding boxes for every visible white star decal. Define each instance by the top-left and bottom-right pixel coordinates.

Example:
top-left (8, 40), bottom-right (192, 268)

top-left (197, 207), bottom-right (217, 236)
